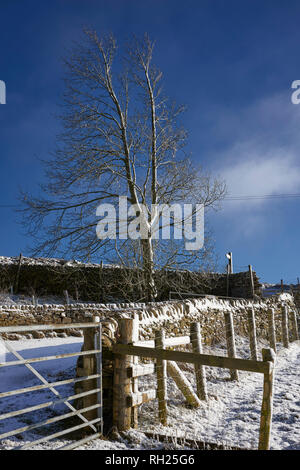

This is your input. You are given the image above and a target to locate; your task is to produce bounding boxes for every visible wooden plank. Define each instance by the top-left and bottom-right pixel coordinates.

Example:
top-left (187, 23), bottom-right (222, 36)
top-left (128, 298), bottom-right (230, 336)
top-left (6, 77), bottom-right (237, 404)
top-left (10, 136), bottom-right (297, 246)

top-left (113, 319), bottom-right (132, 431)
top-left (268, 308), bottom-right (277, 353)
top-left (113, 344), bottom-right (269, 374)
top-left (134, 340), bottom-right (155, 348)
top-left (155, 329), bottom-right (168, 426)
top-left (82, 321), bottom-right (99, 423)
top-left (113, 318), bottom-right (137, 431)
top-left (127, 363), bottom-right (155, 378)
top-left (190, 322), bottom-right (208, 401)
top-left (126, 389), bottom-right (157, 407)
top-left (224, 312), bottom-right (239, 381)
top-left (167, 361), bottom-right (201, 408)
top-left (131, 313), bottom-right (140, 429)
top-left (165, 336), bottom-right (191, 347)
top-left (94, 321), bottom-right (103, 434)
top-left (290, 309), bottom-right (299, 341)
top-left (134, 336), bottom-right (190, 348)
top-left (247, 307), bottom-right (258, 361)
top-left (281, 306), bottom-right (289, 348)
top-left (258, 348), bottom-right (276, 450)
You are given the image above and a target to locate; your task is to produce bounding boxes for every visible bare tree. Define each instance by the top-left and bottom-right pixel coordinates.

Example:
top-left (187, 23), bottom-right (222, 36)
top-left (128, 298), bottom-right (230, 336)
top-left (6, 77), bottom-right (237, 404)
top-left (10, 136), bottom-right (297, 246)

top-left (20, 30), bottom-right (226, 301)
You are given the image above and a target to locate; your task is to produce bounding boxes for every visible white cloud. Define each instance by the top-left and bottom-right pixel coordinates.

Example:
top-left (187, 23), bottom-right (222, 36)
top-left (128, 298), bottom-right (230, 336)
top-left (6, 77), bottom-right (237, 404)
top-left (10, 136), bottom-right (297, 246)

top-left (207, 91), bottom-right (300, 152)
top-left (208, 92), bottom-right (300, 238)
top-left (216, 147), bottom-right (300, 237)
top-left (221, 148), bottom-right (300, 205)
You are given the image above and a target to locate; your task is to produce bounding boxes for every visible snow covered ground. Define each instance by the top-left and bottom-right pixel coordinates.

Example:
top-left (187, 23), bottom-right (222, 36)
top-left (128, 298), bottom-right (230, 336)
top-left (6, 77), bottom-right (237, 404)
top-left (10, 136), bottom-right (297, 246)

top-left (0, 293), bottom-right (71, 306)
top-left (0, 335), bottom-right (299, 450)
top-left (0, 256), bottom-right (121, 269)
top-left (0, 292), bottom-right (127, 306)
top-left (137, 338), bottom-right (300, 450)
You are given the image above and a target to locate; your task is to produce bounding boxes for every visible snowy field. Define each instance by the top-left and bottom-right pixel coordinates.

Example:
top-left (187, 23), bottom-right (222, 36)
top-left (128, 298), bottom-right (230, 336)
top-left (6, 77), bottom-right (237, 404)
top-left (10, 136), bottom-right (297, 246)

top-left (0, 335), bottom-right (299, 450)
top-left (0, 293), bottom-right (90, 306)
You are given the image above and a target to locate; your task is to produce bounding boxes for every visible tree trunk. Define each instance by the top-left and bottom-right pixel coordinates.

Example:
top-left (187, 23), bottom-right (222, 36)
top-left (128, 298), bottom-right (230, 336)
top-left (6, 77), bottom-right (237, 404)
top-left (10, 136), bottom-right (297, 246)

top-left (141, 238), bottom-right (157, 301)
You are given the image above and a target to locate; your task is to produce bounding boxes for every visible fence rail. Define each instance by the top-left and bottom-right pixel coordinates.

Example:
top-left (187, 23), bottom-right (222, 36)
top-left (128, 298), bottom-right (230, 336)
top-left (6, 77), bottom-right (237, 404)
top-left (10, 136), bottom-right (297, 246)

top-left (113, 343), bottom-right (271, 374)
top-left (111, 305), bottom-right (299, 450)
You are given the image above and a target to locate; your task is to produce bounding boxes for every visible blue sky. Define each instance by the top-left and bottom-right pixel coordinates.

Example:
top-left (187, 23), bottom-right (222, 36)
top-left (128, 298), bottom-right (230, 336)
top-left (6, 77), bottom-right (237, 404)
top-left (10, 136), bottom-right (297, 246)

top-left (1, 0), bottom-right (300, 283)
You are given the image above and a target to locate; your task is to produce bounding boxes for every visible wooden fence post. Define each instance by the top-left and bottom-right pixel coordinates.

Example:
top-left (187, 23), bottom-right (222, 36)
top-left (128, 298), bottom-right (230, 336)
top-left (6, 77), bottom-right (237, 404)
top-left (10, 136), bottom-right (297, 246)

top-left (224, 312), bottom-right (239, 381)
top-left (94, 318), bottom-right (103, 434)
top-left (167, 361), bottom-right (201, 407)
top-left (113, 318), bottom-right (137, 431)
top-left (258, 348), bottom-right (276, 450)
top-left (190, 322), bottom-right (208, 400)
top-left (290, 309), bottom-right (299, 341)
top-left (82, 317), bottom-right (101, 424)
top-left (281, 306), bottom-right (289, 348)
top-left (247, 308), bottom-right (258, 361)
top-left (267, 308), bottom-right (277, 353)
top-left (155, 329), bottom-right (168, 425)
top-left (131, 313), bottom-right (139, 429)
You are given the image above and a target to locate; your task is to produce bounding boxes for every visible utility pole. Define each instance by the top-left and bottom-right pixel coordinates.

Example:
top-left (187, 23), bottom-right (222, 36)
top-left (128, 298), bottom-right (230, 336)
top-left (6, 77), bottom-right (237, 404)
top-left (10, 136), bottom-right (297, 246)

top-left (248, 265), bottom-right (255, 298)
top-left (225, 252), bottom-right (233, 297)
top-left (226, 252), bottom-right (233, 274)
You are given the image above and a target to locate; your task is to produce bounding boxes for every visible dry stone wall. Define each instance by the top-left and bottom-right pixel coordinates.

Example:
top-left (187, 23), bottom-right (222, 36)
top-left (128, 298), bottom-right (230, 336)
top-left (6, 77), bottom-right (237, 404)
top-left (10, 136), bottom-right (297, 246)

top-left (0, 256), bottom-right (261, 301)
top-left (291, 286), bottom-right (300, 310)
top-left (0, 294), bottom-right (296, 345)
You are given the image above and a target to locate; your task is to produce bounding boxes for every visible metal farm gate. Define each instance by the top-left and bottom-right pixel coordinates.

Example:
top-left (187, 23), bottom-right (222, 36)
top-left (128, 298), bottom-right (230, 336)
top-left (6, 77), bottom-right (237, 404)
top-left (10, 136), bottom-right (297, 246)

top-left (0, 322), bottom-right (103, 450)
